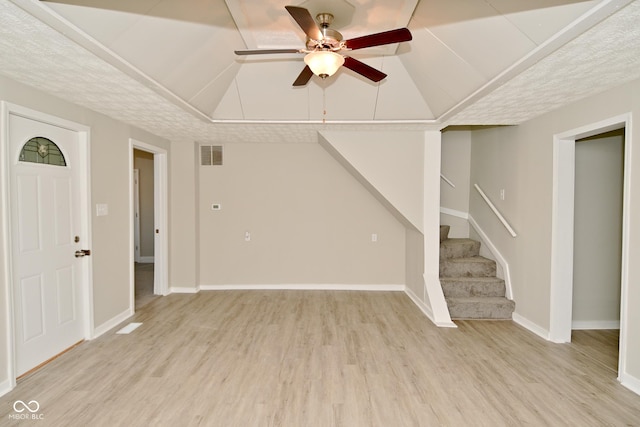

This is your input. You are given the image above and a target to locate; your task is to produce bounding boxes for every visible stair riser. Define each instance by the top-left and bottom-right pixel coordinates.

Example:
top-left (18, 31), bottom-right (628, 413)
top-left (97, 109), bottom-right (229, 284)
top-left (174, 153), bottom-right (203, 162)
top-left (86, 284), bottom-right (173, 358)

top-left (440, 226), bottom-right (450, 243)
top-left (440, 241), bottom-right (481, 259)
top-left (440, 260), bottom-right (496, 278)
top-left (446, 300), bottom-right (515, 319)
top-left (441, 280), bottom-right (506, 298)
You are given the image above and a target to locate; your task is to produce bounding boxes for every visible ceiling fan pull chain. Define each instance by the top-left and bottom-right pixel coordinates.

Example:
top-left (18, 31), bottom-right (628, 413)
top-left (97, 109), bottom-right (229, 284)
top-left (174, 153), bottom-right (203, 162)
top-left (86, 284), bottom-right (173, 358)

top-left (322, 82), bottom-right (327, 123)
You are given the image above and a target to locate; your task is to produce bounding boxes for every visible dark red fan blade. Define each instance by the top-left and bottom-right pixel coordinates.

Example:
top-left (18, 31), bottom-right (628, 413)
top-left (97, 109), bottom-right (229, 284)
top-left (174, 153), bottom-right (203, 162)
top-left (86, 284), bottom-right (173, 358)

top-left (293, 66), bottom-right (314, 86)
top-left (344, 28), bottom-right (412, 50)
top-left (343, 57), bottom-right (386, 82)
top-left (235, 49), bottom-right (301, 55)
top-left (285, 6), bottom-right (323, 40)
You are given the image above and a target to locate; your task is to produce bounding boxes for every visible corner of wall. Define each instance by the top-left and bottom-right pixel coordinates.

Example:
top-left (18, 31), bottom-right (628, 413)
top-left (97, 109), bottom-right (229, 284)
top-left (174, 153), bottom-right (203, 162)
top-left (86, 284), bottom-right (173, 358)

top-left (91, 307), bottom-right (134, 339)
top-left (512, 313), bottom-right (550, 340)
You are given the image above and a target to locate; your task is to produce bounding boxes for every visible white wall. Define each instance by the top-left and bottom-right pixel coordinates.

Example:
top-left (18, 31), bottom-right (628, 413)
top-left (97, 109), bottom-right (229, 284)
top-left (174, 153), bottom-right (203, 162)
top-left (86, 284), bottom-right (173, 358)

top-left (468, 76), bottom-right (640, 389)
top-left (572, 130), bottom-right (624, 328)
top-left (319, 130), bottom-right (425, 231)
top-left (169, 140), bottom-right (198, 290)
top-left (318, 130), bottom-right (451, 325)
top-left (440, 129), bottom-right (472, 238)
top-left (197, 142), bottom-right (406, 287)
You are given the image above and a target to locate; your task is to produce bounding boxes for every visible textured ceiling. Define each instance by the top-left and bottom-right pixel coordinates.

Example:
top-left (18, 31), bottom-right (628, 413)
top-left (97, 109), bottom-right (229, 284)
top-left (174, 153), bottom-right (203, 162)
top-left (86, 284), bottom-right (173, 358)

top-left (0, 0), bottom-right (639, 143)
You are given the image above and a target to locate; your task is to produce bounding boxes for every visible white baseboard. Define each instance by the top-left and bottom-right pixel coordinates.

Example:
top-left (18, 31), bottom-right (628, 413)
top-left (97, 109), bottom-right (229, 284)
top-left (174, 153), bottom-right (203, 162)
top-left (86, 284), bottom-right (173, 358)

top-left (0, 378), bottom-right (14, 398)
top-left (440, 207), bottom-right (469, 220)
top-left (170, 286), bottom-right (199, 294)
top-left (619, 371), bottom-right (640, 396)
top-left (136, 256), bottom-right (154, 264)
top-left (404, 287), bottom-right (457, 328)
top-left (91, 308), bottom-right (134, 339)
top-left (572, 320), bottom-right (620, 330)
top-left (198, 284), bottom-right (405, 292)
top-left (513, 313), bottom-right (550, 340)
top-left (404, 287), bottom-right (434, 322)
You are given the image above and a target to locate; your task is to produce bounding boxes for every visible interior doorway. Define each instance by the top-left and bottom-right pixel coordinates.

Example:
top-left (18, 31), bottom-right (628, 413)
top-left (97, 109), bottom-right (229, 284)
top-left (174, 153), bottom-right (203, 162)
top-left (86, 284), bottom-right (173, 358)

top-left (129, 139), bottom-right (168, 312)
top-left (550, 113), bottom-right (631, 385)
top-left (571, 129), bottom-right (624, 374)
top-left (133, 149), bottom-right (156, 308)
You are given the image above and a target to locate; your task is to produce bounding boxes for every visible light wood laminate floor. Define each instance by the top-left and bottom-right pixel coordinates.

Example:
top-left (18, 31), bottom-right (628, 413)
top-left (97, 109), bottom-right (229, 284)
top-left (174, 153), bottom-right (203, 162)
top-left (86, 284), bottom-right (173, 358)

top-left (2, 291), bottom-right (639, 426)
top-left (135, 262), bottom-right (157, 310)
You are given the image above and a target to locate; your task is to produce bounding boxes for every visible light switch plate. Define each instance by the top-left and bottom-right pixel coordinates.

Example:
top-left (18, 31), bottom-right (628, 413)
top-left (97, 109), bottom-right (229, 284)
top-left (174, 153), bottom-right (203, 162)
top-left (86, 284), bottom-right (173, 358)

top-left (96, 203), bottom-right (108, 216)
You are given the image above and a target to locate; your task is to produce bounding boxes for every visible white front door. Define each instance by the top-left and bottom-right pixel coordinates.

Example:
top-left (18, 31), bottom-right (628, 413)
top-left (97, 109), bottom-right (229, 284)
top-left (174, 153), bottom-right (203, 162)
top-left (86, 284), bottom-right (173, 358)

top-left (9, 113), bottom-right (87, 376)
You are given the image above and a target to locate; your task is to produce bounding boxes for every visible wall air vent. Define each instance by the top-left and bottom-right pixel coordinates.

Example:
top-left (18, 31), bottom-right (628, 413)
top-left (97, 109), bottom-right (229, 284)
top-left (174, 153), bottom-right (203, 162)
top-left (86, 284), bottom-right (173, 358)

top-left (201, 145), bottom-right (223, 166)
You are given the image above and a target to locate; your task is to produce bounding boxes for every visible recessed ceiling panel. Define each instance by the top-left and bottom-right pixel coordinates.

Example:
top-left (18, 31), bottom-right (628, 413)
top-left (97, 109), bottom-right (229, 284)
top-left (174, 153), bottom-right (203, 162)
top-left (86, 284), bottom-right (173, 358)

top-left (401, 25), bottom-right (486, 116)
top-left (162, 27), bottom-right (243, 103)
top-left (190, 61), bottom-right (242, 115)
top-left (489, 0), bottom-right (598, 44)
top-left (44, 3), bottom-right (150, 45)
top-left (413, 0), bottom-right (536, 79)
top-left (235, 59), bottom-right (313, 120)
top-left (31, 0), bottom-right (623, 124)
top-left (228, 0), bottom-right (418, 54)
top-left (211, 79), bottom-right (245, 120)
top-left (374, 56), bottom-right (435, 120)
top-left (307, 58), bottom-right (383, 121)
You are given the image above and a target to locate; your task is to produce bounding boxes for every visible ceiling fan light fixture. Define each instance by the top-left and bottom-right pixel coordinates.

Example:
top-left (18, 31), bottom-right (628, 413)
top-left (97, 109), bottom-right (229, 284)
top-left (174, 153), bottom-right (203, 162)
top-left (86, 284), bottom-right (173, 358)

top-left (304, 51), bottom-right (345, 78)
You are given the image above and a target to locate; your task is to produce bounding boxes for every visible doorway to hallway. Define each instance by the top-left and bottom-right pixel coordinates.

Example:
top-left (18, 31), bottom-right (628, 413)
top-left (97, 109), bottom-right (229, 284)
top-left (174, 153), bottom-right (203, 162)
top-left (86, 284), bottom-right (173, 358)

top-left (571, 129), bottom-right (624, 374)
top-left (133, 148), bottom-right (157, 308)
top-left (550, 113), bottom-right (631, 387)
top-left (129, 139), bottom-right (168, 312)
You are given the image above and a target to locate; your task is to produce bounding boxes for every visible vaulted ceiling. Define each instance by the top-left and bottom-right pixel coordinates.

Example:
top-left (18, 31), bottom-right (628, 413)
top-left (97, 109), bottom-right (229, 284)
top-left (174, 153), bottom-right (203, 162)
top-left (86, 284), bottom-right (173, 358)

top-left (1, 0), bottom-right (639, 143)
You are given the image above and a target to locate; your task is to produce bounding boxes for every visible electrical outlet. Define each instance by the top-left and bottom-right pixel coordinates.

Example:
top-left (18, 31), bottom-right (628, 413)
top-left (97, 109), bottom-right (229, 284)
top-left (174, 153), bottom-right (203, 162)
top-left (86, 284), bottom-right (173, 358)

top-left (371, 233), bottom-right (378, 242)
top-left (500, 189), bottom-right (506, 200)
top-left (244, 231), bottom-right (251, 242)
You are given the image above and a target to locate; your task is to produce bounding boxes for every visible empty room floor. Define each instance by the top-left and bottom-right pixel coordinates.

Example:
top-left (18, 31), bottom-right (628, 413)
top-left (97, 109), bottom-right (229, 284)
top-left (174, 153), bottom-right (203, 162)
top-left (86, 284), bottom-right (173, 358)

top-left (1, 291), bottom-right (639, 426)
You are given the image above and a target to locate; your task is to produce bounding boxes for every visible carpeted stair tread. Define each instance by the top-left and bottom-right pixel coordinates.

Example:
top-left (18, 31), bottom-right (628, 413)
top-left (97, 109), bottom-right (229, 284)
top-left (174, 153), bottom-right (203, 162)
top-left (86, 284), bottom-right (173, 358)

top-left (440, 277), bottom-right (506, 298)
top-left (439, 256), bottom-right (496, 278)
top-left (446, 296), bottom-right (516, 319)
top-left (440, 224), bottom-right (515, 320)
top-left (440, 238), bottom-right (481, 259)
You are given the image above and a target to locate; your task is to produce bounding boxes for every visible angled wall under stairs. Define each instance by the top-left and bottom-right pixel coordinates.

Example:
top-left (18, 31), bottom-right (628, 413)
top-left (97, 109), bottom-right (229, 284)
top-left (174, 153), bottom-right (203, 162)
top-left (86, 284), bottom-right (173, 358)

top-left (440, 225), bottom-right (515, 319)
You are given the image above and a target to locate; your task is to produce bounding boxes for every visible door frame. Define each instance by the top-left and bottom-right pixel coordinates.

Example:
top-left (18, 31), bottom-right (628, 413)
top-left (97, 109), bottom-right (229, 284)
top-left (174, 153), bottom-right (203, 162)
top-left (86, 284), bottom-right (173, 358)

top-left (0, 101), bottom-right (93, 389)
top-left (128, 139), bottom-right (168, 310)
top-left (550, 112), bottom-right (631, 381)
top-left (133, 169), bottom-right (142, 263)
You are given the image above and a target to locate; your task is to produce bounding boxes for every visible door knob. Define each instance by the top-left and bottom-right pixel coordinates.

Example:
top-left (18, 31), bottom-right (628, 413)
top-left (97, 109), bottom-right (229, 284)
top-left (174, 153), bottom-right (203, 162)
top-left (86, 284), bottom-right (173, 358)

top-left (75, 249), bottom-right (91, 258)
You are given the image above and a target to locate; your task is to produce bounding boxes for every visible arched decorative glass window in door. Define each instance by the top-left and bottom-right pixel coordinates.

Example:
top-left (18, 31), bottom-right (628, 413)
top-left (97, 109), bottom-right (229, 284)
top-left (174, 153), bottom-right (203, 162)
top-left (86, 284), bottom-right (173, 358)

top-left (19, 137), bottom-right (67, 166)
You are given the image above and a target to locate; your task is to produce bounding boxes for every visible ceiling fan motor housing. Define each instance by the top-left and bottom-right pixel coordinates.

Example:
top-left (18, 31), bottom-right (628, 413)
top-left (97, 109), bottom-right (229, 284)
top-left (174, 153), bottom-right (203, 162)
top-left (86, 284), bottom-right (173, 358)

top-left (235, 6), bottom-right (412, 86)
top-left (306, 12), bottom-right (343, 51)
top-left (316, 12), bottom-right (334, 27)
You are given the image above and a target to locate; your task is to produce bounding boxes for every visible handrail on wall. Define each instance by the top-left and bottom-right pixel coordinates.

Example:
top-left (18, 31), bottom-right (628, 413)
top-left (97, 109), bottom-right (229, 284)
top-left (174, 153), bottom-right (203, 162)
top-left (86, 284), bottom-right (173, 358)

top-left (440, 174), bottom-right (456, 188)
top-left (474, 184), bottom-right (517, 237)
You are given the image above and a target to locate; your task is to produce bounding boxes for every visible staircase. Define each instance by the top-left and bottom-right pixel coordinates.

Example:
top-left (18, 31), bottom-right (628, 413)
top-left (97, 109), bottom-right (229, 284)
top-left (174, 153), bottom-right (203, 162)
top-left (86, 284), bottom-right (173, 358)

top-left (439, 225), bottom-right (515, 319)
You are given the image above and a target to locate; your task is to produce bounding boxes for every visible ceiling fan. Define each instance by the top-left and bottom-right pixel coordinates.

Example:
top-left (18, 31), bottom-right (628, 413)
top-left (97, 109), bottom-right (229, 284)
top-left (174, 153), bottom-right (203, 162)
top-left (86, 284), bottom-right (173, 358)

top-left (234, 5), bottom-right (412, 86)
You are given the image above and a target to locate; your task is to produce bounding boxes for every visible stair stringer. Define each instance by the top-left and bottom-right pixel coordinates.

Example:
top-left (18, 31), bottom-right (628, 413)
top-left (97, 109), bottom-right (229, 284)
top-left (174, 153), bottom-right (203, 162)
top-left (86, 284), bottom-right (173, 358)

top-left (468, 215), bottom-right (514, 300)
top-left (318, 131), bottom-right (424, 232)
top-left (318, 131), bottom-right (455, 328)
